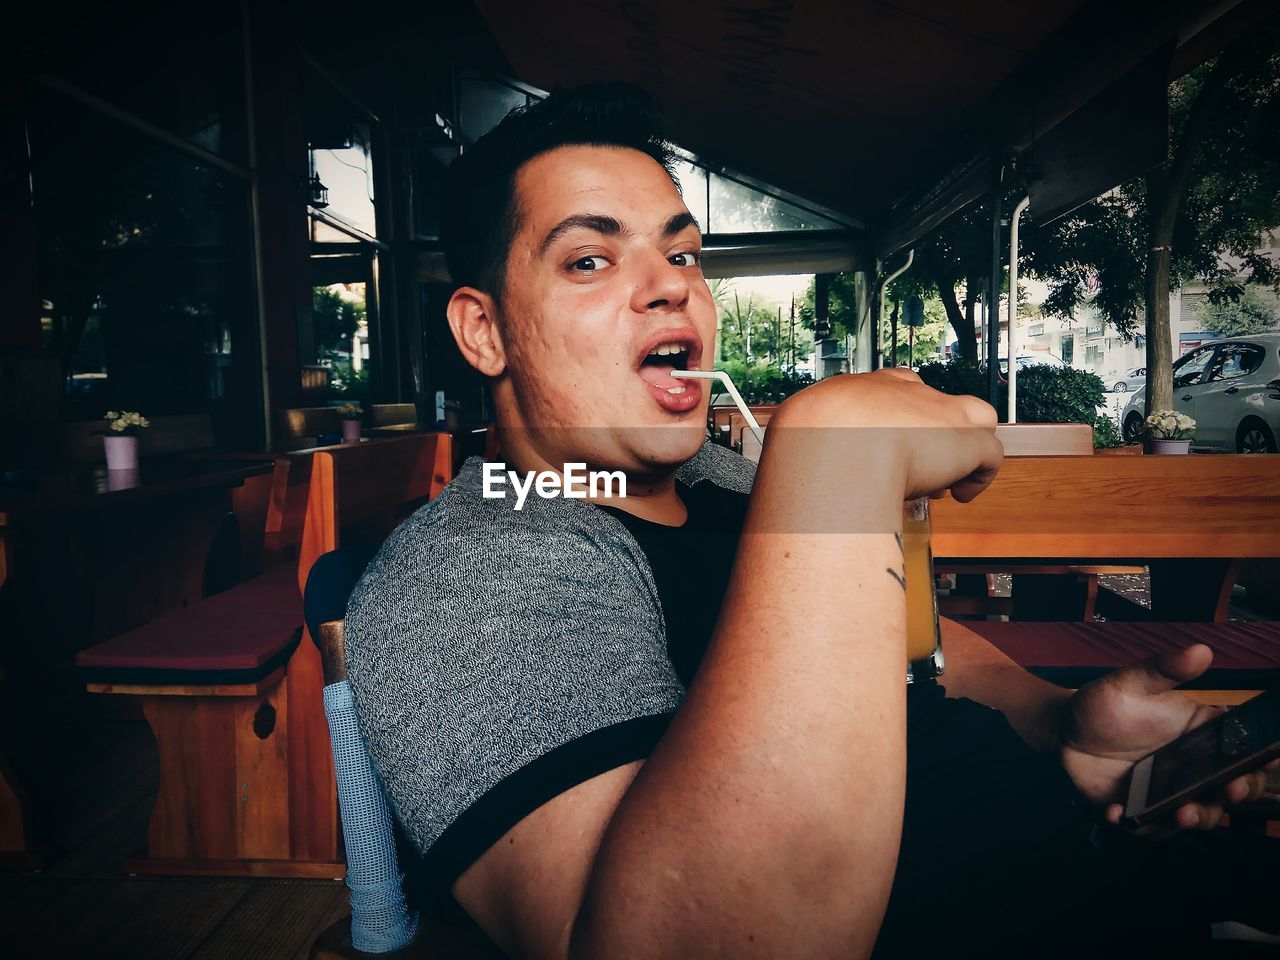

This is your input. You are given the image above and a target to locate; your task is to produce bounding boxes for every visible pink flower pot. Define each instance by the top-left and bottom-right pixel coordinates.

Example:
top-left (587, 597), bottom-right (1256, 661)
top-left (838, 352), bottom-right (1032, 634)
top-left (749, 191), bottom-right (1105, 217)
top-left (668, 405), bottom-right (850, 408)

top-left (103, 434), bottom-right (139, 471)
top-left (1149, 439), bottom-right (1191, 455)
top-left (342, 419), bottom-right (362, 443)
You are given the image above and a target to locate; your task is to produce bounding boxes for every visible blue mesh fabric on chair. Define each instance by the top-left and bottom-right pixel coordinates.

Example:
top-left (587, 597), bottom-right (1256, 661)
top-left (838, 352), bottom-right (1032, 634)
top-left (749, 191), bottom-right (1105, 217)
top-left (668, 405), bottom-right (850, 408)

top-left (307, 545), bottom-right (420, 953)
top-left (323, 680), bottom-right (420, 952)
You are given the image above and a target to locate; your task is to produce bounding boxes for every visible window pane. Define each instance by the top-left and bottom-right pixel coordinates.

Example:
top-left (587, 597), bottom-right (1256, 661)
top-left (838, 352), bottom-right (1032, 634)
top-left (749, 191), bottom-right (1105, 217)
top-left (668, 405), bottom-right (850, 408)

top-left (708, 173), bottom-right (835, 233)
top-left (44, 8), bottom-right (247, 164)
top-left (459, 77), bottom-right (531, 143)
top-left (674, 161), bottom-right (708, 232)
top-left (409, 136), bottom-right (458, 241)
top-left (1173, 346), bottom-right (1215, 387)
top-left (305, 67), bottom-right (378, 238)
top-left (308, 120), bottom-right (377, 237)
top-left (1210, 344), bottom-right (1264, 380)
top-left (310, 282), bottom-right (370, 403)
top-left (29, 86), bottom-right (259, 444)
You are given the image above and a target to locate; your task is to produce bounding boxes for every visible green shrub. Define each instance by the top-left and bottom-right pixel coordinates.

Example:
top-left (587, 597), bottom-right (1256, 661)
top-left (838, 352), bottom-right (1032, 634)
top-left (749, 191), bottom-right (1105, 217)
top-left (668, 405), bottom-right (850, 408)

top-left (1015, 366), bottom-right (1105, 426)
top-left (714, 359), bottom-right (814, 404)
top-left (916, 359), bottom-right (989, 400)
top-left (1093, 414), bottom-right (1123, 449)
top-left (917, 361), bottom-right (1112, 445)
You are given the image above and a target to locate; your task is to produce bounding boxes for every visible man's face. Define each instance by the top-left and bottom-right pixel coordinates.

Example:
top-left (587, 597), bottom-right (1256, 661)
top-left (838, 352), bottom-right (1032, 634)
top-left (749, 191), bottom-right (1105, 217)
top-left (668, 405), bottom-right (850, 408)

top-left (494, 145), bottom-right (716, 475)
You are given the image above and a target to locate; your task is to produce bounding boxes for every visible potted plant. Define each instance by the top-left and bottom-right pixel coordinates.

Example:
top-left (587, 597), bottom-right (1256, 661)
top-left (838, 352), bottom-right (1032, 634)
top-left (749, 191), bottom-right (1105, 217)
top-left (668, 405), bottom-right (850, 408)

top-left (337, 402), bottom-right (363, 442)
top-left (101, 410), bottom-right (150, 470)
top-left (1143, 410), bottom-right (1196, 454)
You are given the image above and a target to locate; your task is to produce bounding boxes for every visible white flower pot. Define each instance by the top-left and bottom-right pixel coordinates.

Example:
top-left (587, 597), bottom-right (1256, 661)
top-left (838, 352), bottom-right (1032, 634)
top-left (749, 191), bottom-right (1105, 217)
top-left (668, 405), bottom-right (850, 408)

top-left (342, 419), bottom-right (362, 443)
top-left (1150, 439), bottom-right (1191, 455)
top-left (103, 434), bottom-right (139, 471)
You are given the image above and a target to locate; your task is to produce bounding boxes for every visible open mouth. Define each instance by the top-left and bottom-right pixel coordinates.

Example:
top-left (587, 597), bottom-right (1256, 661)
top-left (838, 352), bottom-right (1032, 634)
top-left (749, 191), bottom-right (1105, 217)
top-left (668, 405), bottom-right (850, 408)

top-left (636, 333), bottom-right (703, 413)
top-left (639, 341), bottom-right (693, 391)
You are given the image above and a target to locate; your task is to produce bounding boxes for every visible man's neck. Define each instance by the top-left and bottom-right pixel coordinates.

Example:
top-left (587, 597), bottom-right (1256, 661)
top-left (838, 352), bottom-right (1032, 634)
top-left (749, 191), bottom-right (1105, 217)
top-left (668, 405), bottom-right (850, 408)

top-left (495, 427), bottom-right (689, 527)
top-left (594, 471), bottom-right (687, 526)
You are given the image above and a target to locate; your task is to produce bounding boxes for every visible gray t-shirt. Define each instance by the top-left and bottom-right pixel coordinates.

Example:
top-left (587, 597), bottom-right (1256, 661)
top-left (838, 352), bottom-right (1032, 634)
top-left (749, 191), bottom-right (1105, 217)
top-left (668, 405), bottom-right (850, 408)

top-left (344, 441), bottom-right (755, 884)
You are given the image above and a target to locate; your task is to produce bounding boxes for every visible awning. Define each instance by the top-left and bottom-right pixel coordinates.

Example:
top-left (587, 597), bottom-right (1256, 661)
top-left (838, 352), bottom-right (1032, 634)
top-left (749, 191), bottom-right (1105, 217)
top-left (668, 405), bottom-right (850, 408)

top-left (469, 0), bottom-right (1274, 259)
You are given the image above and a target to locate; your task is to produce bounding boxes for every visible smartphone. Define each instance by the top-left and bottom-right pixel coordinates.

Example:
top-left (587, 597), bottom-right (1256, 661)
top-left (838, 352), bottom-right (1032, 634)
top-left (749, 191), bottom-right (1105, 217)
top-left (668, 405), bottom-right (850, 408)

top-left (1123, 686), bottom-right (1280, 829)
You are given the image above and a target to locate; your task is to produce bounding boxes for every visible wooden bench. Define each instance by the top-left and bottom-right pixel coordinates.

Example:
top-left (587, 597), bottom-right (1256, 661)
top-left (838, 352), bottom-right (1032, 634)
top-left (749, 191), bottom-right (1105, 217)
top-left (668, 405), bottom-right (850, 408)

top-left (933, 451), bottom-right (1280, 833)
top-left (938, 425), bottom-right (1143, 621)
top-left (963, 619), bottom-right (1280, 704)
top-left (76, 433), bottom-right (453, 877)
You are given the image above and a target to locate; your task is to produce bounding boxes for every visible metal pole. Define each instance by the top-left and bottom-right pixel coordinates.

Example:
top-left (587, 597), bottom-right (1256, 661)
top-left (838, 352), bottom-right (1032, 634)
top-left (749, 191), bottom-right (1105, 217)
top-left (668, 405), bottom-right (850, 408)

top-left (879, 250), bottom-right (914, 370)
top-left (1007, 196), bottom-right (1030, 424)
top-left (987, 165), bottom-right (1003, 407)
top-left (890, 295), bottom-right (900, 368)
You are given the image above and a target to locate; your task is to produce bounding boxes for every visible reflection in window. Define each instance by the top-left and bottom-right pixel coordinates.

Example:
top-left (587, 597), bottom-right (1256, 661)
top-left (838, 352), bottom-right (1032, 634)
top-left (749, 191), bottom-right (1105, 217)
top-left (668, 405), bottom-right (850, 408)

top-left (409, 131), bottom-right (458, 241)
top-left (45, 7), bottom-right (247, 163)
top-left (708, 173), bottom-right (837, 233)
top-left (29, 85), bottom-right (257, 440)
top-left (1209, 344), bottom-right (1264, 381)
top-left (309, 121), bottom-right (377, 238)
top-left (675, 161), bottom-right (709, 232)
top-left (459, 75), bottom-right (533, 143)
top-left (305, 65), bottom-right (377, 237)
top-left (1173, 346), bottom-right (1216, 387)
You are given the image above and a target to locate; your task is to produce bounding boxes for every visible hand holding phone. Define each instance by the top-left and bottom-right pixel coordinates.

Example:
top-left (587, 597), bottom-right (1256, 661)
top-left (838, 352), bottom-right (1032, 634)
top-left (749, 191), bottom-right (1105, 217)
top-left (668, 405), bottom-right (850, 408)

top-left (1123, 687), bottom-right (1280, 829)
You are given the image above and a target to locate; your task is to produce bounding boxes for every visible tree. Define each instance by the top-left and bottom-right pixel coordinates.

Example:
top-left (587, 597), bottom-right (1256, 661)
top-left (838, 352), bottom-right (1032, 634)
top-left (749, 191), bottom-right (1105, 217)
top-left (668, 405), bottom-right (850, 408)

top-left (1201, 285), bottom-right (1280, 337)
top-left (312, 286), bottom-right (364, 356)
top-left (1024, 25), bottom-right (1280, 412)
top-left (717, 289), bottom-right (813, 368)
top-left (887, 296), bottom-right (949, 367)
top-left (897, 208), bottom-right (1006, 363)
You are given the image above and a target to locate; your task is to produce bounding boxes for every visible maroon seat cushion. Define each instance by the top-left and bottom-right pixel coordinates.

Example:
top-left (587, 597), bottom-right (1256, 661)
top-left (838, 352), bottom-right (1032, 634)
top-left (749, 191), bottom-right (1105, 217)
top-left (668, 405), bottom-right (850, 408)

top-left (963, 620), bottom-right (1280, 690)
top-left (76, 563), bottom-right (302, 685)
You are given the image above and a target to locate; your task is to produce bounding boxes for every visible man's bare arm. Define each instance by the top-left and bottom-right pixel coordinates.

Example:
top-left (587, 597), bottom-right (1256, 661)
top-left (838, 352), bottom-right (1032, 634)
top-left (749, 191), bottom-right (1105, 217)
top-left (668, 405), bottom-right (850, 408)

top-left (936, 617), bottom-right (1072, 754)
top-left (455, 371), bottom-right (1002, 960)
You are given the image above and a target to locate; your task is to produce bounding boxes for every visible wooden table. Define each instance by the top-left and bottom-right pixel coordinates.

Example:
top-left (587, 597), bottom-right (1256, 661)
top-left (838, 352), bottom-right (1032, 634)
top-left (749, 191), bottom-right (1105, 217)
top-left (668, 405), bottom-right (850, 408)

top-left (930, 454), bottom-right (1280, 621)
top-left (0, 457), bottom-right (274, 863)
top-left (1, 457), bottom-right (275, 644)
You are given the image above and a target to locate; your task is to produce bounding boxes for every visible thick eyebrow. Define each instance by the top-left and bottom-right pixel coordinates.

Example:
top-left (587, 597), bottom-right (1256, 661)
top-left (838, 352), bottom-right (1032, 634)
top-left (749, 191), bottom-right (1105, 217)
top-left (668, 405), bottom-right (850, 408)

top-left (538, 214), bottom-right (624, 256)
top-left (661, 211), bottom-right (700, 238)
top-left (537, 210), bottom-right (701, 256)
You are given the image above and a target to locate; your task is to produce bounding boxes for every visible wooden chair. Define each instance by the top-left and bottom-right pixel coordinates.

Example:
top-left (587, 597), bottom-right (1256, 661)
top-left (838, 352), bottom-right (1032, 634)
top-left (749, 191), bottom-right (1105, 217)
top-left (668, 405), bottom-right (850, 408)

top-left (279, 406), bottom-right (344, 451)
top-left (710, 403), bottom-right (777, 448)
top-left (76, 433), bottom-right (453, 877)
top-left (303, 548), bottom-right (506, 960)
top-left (370, 404), bottom-right (418, 429)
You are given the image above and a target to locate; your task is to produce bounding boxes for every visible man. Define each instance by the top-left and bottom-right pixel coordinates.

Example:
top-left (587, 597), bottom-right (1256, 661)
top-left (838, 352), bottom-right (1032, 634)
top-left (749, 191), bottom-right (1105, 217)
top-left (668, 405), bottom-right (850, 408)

top-left (345, 84), bottom-right (1276, 959)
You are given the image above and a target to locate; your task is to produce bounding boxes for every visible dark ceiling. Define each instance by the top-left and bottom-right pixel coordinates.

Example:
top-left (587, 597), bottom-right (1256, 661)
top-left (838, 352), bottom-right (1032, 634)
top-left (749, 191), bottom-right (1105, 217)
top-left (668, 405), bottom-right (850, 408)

top-left (469, 0), bottom-right (1273, 247)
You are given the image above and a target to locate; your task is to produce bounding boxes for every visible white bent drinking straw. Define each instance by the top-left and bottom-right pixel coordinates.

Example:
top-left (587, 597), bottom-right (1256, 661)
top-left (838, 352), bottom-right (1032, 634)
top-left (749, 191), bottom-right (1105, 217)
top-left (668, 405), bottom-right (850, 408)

top-left (670, 369), bottom-right (766, 445)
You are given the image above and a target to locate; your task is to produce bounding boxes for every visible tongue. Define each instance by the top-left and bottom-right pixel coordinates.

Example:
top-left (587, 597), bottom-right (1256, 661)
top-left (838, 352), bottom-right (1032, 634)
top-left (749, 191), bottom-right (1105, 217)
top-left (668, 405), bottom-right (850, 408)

top-left (638, 362), bottom-right (681, 389)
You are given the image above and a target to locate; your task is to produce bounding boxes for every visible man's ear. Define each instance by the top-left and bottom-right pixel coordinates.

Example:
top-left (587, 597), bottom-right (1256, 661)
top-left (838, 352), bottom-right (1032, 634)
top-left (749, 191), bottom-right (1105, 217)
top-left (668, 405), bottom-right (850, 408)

top-left (446, 287), bottom-right (507, 377)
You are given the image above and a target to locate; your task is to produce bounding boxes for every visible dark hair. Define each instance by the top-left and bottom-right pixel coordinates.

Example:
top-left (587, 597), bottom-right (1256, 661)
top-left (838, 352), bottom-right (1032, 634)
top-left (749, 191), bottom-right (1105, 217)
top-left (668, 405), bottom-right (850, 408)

top-left (441, 82), bottom-right (679, 299)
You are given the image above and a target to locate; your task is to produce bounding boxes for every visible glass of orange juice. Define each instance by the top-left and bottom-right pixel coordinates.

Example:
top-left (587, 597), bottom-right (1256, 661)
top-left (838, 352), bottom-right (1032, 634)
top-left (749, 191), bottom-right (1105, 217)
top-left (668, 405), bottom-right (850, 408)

top-left (903, 497), bottom-right (944, 682)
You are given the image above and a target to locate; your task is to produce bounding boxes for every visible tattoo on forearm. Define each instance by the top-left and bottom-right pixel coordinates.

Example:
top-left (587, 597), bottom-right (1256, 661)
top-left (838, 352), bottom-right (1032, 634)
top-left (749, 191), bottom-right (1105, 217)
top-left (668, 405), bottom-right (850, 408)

top-left (886, 532), bottom-right (907, 590)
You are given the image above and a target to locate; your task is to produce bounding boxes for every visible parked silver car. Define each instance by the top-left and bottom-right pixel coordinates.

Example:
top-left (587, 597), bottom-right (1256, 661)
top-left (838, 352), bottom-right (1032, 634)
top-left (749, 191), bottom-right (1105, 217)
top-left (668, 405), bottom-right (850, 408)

top-left (1120, 333), bottom-right (1280, 452)
top-left (1110, 366), bottom-right (1146, 393)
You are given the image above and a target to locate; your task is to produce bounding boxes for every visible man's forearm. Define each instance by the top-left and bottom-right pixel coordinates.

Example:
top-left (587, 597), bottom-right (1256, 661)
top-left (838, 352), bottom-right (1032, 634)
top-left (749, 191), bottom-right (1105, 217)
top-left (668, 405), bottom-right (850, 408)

top-left (936, 618), bottom-right (1072, 755)
top-left (573, 425), bottom-right (910, 959)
